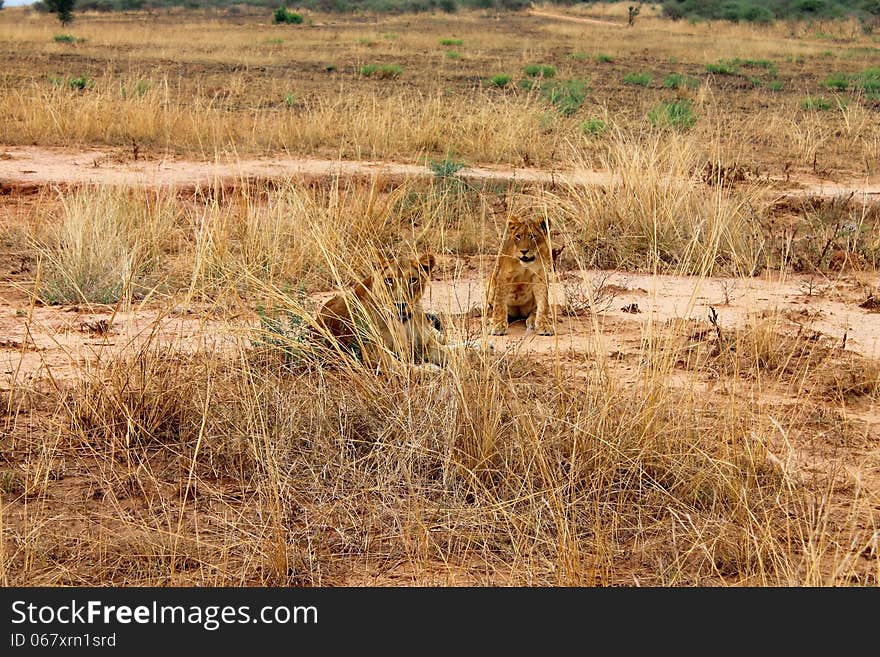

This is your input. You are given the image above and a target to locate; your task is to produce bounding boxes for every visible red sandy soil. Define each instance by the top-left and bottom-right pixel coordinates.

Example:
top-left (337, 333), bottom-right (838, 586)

top-left (2, 146), bottom-right (880, 200)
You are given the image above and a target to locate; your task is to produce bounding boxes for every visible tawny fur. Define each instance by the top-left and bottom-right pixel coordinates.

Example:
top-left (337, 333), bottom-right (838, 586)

top-left (485, 216), bottom-right (558, 336)
top-left (316, 253), bottom-right (451, 367)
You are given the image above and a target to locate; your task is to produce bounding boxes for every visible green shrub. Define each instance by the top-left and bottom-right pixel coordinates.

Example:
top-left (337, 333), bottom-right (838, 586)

top-left (800, 95), bottom-right (834, 110)
top-left (429, 155), bottom-right (465, 179)
top-left (524, 64), bottom-right (556, 78)
top-left (68, 75), bottom-right (92, 91)
top-left (768, 80), bottom-right (784, 91)
top-left (445, 50), bottom-right (461, 59)
top-left (489, 74), bottom-right (512, 88)
top-left (439, 38), bottom-right (463, 46)
top-left (273, 7), bottom-right (303, 24)
top-left (53, 33), bottom-right (76, 43)
top-left (541, 78), bottom-right (589, 116)
top-left (821, 73), bottom-right (849, 89)
top-left (648, 99), bottom-right (696, 130)
top-left (581, 118), bottom-right (607, 136)
top-left (596, 53), bottom-right (614, 63)
top-left (662, 73), bottom-right (699, 89)
top-left (705, 61), bottom-right (737, 75)
top-left (360, 64), bottom-right (403, 78)
top-left (569, 52), bottom-right (588, 61)
top-left (623, 72), bottom-right (652, 86)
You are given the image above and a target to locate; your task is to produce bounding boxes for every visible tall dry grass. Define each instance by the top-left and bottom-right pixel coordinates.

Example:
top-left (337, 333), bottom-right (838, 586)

top-left (2, 8), bottom-right (880, 172)
top-left (4, 132), bottom-right (878, 586)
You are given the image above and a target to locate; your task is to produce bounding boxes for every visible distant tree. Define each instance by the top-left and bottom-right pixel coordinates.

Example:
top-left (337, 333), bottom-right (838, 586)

top-left (627, 2), bottom-right (642, 26)
top-left (46, 0), bottom-right (76, 25)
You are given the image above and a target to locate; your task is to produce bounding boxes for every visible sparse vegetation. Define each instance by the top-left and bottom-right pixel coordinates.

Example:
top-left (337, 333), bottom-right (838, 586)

top-left (663, 73), bottom-right (700, 89)
top-left (360, 63), bottom-right (403, 78)
top-left (2, 8), bottom-right (880, 591)
top-left (648, 99), bottom-right (697, 130)
top-left (272, 6), bottom-right (304, 24)
top-left (623, 72), bottom-right (653, 86)
top-left (800, 95), bottom-right (835, 110)
top-left (581, 117), bottom-right (607, 135)
top-left (523, 63), bottom-right (556, 78)
top-left (541, 78), bottom-right (589, 116)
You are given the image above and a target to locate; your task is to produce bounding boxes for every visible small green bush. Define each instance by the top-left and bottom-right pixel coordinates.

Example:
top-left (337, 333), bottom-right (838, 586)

top-left (648, 99), bottom-right (696, 130)
top-left (820, 72), bottom-right (850, 90)
top-left (429, 156), bottom-right (465, 179)
top-left (445, 50), bottom-right (461, 59)
top-left (360, 64), bottom-right (403, 79)
top-left (53, 33), bottom-right (76, 43)
top-left (768, 80), bottom-right (784, 91)
top-left (800, 95), bottom-right (834, 110)
top-left (489, 74), bottom-right (512, 88)
top-left (439, 38), bottom-right (463, 46)
top-left (524, 64), bottom-right (556, 78)
top-left (596, 53), bottom-right (614, 63)
top-left (273, 7), bottom-right (303, 24)
top-left (623, 72), bottom-right (652, 86)
top-left (568, 52), bottom-right (588, 61)
top-left (705, 62), bottom-right (737, 75)
top-left (68, 75), bottom-right (92, 91)
top-left (542, 78), bottom-right (589, 116)
top-left (662, 73), bottom-right (699, 89)
top-left (581, 118), bottom-right (607, 136)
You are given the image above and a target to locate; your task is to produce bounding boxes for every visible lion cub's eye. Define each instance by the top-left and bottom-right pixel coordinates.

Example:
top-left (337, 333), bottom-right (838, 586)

top-left (384, 277), bottom-right (395, 286)
top-left (409, 277), bottom-right (419, 286)
top-left (514, 233), bottom-right (521, 241)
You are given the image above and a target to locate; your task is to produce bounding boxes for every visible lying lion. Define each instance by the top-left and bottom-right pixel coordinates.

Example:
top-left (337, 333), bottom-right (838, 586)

top-left (316, 253), bottom-right (464, 368)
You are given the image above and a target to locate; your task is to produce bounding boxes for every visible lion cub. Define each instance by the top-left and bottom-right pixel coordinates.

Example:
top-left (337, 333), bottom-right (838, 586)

top-left (486, 215), bottom-right (557, 336)
top-left (316, 253), bottom-right (452, 368)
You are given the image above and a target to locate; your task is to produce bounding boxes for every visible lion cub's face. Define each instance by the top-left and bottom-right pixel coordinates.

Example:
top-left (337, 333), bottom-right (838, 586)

top-left (365, 253), bottom-right (436, 322)
top-left (504, 217), bottom-right (551, 266)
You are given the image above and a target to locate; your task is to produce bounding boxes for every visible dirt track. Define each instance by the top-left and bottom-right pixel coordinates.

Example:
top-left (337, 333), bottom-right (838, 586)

top-left (528, 9), bottom-right (624, 28)
top-left (2, 146), bottom-right (880, 201)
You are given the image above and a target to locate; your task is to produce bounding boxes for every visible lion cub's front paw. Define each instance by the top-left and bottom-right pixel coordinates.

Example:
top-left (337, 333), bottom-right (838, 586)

top-left (528, 317), bottom-right (555, 336)
top-left (489, 322), bottom-right (508, 336)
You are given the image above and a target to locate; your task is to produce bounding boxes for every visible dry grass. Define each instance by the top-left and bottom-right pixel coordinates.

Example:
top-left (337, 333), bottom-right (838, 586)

top-left (1, 7), bottom-right (879, 173)
top-left (3, 290), bottom-right (878, 586)
top-left (1, 6), bottom-right (879, 588)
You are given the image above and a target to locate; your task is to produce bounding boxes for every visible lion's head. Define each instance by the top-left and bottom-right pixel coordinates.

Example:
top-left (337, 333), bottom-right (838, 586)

top-left (503, 216), bottom-right (551, 266)
top-left (360, 253), bottom-right (436, 322)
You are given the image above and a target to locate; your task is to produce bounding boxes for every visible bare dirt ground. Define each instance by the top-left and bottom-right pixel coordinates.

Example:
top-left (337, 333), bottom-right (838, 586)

top-left (528, 9), bottom-right (625, 28)
top-left (3, 146), bottom-right (880, 200)
top-left (2, 265), bottom-right (878, 388)
top-left (1, 147), bottom-right (879, 586)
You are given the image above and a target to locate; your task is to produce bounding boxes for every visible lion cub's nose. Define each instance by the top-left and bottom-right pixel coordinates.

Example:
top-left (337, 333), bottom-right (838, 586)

top-left (520, 249), bottom-right (529, 256)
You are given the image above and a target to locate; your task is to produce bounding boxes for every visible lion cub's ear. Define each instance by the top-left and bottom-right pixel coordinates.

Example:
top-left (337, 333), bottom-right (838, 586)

top-left (537, 217), bottom-right (550, 234)
top-left (417, 253), bottom-right (436, 274)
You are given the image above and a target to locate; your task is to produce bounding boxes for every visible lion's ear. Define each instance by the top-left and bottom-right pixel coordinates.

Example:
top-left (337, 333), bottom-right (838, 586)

top-left (418, 253), bottom-right (436, 274)
top-left (537, 217), bottom-right (550, 234)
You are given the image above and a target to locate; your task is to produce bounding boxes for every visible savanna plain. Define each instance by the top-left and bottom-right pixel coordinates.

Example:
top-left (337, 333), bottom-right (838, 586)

top-left (1, 2), bottom-right (879, 586)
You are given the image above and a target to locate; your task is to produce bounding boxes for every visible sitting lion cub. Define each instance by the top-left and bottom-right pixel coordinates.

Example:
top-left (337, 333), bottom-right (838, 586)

top-left (316, 253), bottom-right (452, 368)
top-left (486, 215), bottom-right (558, 336)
